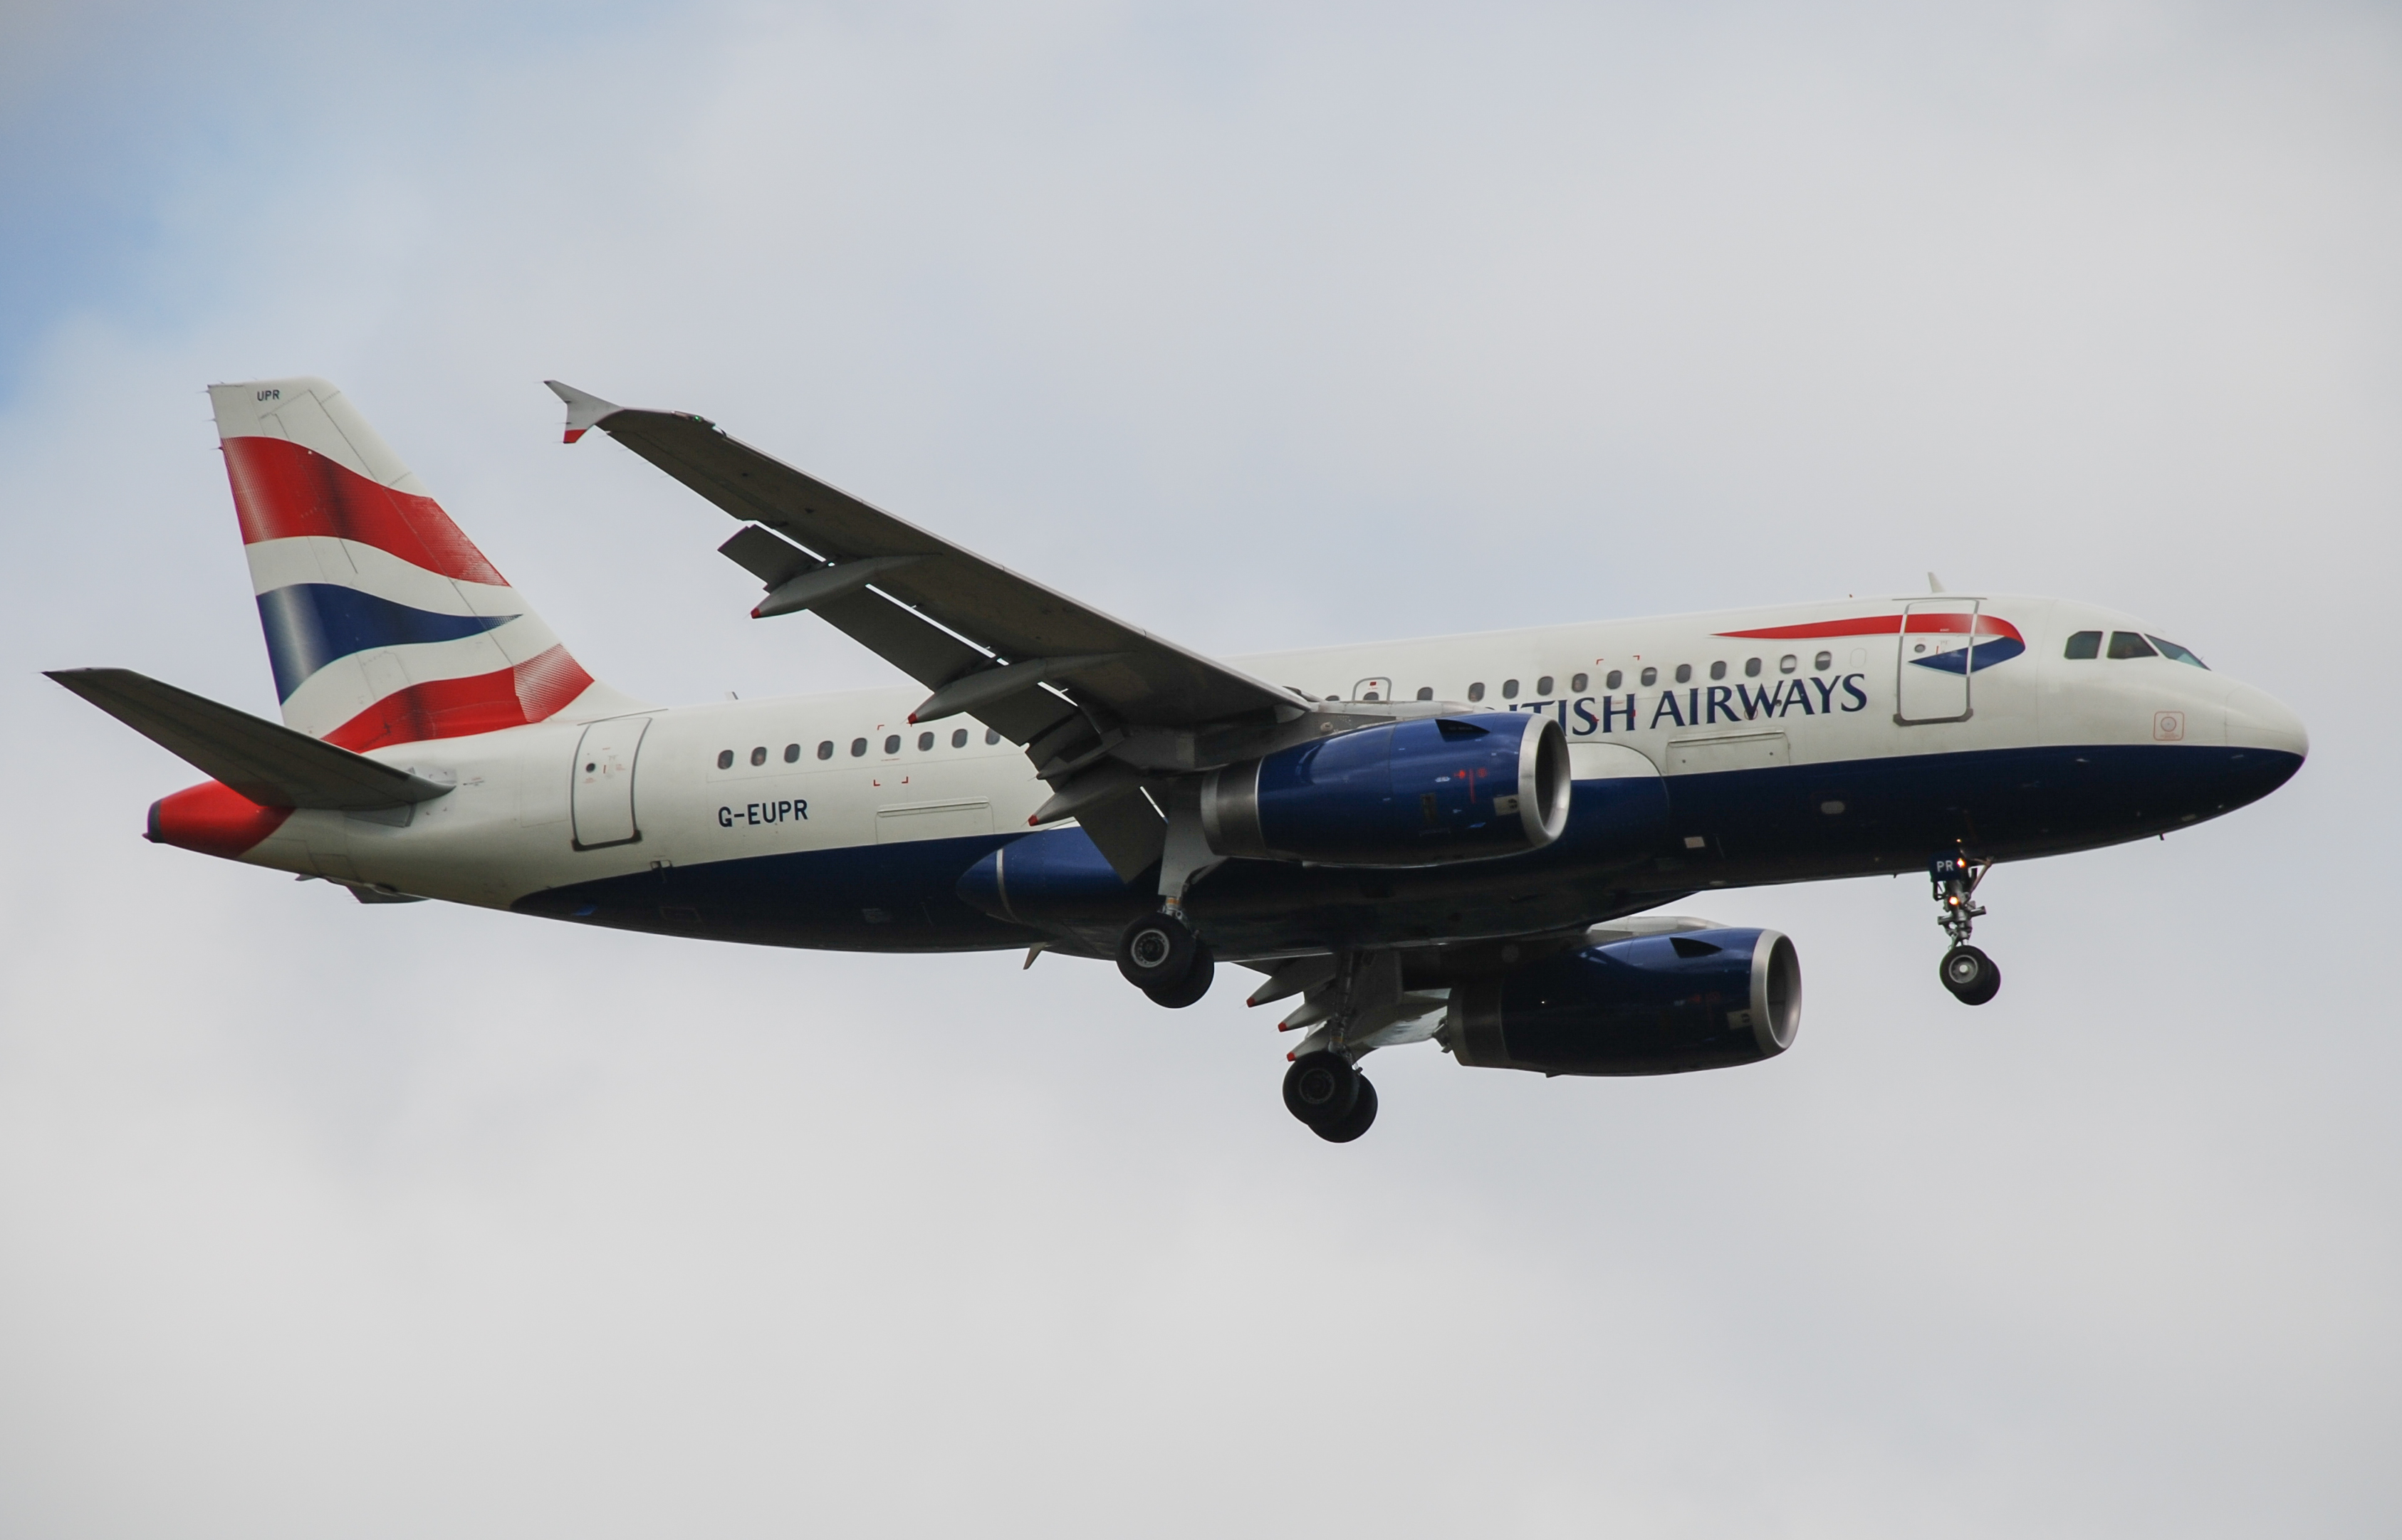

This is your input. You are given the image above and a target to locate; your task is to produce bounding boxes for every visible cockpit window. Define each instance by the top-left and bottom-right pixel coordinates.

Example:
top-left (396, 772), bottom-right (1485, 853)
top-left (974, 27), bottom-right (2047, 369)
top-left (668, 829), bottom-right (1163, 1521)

top-left (2146, 635), bottom-right (2208, 669)
top-left (2106, 632), bottom-right (2158, 659)
top-left (2063, 630), bottom-right (2101, 659)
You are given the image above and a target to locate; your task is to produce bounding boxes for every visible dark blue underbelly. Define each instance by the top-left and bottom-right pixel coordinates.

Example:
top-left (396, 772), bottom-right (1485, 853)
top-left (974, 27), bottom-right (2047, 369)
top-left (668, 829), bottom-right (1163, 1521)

top-left (512, 743), bottom-right (2299, 956)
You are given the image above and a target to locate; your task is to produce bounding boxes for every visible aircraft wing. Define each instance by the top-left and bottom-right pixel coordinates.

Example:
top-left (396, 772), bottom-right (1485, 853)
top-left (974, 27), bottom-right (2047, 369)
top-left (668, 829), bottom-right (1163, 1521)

top-left (47, 669), bottom-right (454, 811)
top-left (547, 382), bottom-right (1302, 738)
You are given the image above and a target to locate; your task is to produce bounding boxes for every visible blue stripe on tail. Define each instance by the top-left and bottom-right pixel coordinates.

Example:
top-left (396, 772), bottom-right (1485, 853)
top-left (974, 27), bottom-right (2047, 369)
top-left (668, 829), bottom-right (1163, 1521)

top-left (256, 584), bottom-right (519, 700)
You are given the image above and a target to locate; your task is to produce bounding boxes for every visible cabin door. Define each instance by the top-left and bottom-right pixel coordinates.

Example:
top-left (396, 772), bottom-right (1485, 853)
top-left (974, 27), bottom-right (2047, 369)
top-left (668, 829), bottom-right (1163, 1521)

top-left (571, 716), bottom-right (650, 849)
top-left (1894, 600), bottom-right (1979, 725)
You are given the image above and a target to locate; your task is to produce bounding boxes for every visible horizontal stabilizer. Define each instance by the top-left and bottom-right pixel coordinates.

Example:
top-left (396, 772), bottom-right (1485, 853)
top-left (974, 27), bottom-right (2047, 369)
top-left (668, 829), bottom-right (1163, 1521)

top-left (47, 668), bottom-right (454, 811)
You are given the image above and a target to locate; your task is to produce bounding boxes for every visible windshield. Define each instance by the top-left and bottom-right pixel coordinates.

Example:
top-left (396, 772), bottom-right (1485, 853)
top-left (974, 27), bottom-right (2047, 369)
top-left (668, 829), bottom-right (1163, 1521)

top-left (2146, 635), bottom-right (2208, 669)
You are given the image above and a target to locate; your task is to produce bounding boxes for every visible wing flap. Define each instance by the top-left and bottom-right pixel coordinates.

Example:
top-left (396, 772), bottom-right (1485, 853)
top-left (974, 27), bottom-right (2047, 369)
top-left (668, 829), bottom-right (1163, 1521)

top-left (48, 668), bottom-right (453, 811)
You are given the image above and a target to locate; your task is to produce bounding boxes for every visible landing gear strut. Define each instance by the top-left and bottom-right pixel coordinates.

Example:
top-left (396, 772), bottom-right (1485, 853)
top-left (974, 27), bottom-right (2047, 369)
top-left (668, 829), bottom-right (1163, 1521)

top-left (1117, 911), bottom-right (1216, 1007)
top-left (1931, 850), bottom-right (2001, 1005)
top-left (1283, 1051), bottom-right (1379, 1142)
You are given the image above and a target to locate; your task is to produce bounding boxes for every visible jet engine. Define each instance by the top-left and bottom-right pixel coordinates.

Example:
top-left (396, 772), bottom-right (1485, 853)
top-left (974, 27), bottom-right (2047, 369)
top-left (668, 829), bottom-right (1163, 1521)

top-left (1442, 927), bottom-right (1800, 1076)
top-left (1201, 712), bottom-right (1569, 867)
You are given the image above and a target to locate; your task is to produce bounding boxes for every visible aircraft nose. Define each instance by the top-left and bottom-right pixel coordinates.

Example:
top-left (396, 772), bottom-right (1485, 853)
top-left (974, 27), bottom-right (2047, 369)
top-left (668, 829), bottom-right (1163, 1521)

top-left (2224, 682), bottom-right (2308, 762)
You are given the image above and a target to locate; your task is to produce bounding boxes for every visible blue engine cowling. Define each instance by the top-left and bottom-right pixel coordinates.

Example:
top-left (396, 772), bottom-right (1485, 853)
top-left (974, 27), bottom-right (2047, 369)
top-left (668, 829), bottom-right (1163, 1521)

top-left (1443, 927), bottom-right (1801, 1076)
top-left (1200, 712), bottom-right (1570, 866)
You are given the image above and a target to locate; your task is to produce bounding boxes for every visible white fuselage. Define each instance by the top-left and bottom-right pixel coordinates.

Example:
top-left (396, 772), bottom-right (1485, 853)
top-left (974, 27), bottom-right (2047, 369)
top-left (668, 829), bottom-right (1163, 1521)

top-left (214, 593), bottom-right (2303, 928)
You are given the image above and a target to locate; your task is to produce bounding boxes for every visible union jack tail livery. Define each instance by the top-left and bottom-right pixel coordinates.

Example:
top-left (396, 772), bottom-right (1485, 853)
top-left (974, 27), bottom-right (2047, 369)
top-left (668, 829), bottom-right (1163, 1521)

top-left (209, 377), bottom-right (613, 751)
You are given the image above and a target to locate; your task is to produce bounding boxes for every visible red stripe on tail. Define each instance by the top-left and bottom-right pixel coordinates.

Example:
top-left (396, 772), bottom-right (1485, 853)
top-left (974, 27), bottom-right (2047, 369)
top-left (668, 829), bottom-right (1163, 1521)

top-left (322, 644), bottom-right (595, 752)
top-left (222, 435), bottom-right (509, 587)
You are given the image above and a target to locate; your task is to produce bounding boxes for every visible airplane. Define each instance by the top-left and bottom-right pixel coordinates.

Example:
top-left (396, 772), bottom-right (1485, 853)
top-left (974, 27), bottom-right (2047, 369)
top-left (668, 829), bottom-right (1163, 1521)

top-left (48, 377), bottom-right (2309, 1141)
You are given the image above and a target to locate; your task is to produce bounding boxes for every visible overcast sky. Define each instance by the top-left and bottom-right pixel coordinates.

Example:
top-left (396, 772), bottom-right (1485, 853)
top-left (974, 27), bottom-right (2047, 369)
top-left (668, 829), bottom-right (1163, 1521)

top-left (3, 3), bottom-right (2398, 1535)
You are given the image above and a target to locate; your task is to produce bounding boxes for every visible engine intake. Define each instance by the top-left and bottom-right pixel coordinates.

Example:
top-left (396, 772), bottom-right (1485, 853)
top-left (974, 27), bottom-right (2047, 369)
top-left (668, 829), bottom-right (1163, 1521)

top-left (1201, 712), bottom-right (1569, 867)
top-left (1444, 927), bottom-right (1800, 1076)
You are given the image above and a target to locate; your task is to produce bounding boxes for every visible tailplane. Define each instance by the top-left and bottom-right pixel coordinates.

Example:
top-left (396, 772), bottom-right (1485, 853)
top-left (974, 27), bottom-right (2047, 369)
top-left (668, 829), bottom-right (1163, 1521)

top-left (209, 377), bottom-right (623, 750)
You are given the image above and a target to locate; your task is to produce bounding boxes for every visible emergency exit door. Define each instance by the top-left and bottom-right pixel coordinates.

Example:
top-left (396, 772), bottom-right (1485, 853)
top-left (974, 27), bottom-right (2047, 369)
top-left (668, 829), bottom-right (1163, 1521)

top-left (1894, 600), bottom-right (1979, 724)
top-left (571, 716), bottom-right (650, 849)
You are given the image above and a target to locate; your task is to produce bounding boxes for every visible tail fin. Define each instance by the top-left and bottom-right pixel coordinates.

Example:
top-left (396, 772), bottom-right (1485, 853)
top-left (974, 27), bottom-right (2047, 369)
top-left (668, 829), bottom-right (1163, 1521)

top-left (209, 377), bottom-right (613, 751)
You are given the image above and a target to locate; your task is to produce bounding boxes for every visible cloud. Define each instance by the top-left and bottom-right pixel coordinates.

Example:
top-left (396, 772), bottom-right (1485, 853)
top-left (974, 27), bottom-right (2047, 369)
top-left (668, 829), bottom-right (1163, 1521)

top-left (3, 4), bottom-right (2398, 1535)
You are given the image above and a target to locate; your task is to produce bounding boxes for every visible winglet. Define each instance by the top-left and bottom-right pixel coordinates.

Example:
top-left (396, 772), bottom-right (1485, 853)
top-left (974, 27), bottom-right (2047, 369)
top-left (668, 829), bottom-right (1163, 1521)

top-left (545, 380), bottom-right (623, 444)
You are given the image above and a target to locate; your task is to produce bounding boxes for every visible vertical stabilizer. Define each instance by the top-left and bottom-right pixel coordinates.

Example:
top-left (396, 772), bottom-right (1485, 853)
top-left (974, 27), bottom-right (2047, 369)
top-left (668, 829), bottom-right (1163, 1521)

top-left (209, 377), bottom-right (621, 750)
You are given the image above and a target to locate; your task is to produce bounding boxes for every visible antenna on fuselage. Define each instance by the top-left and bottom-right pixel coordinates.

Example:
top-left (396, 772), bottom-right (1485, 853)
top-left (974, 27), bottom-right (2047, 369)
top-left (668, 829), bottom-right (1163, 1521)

top-left (1926, 572), bottom-right (1947, 594)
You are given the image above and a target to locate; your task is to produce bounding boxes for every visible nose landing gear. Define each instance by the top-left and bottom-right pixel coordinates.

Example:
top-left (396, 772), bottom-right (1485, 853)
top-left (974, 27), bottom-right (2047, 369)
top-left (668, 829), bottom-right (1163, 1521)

top-left (1931, 851), bottom-right (2000, 1005)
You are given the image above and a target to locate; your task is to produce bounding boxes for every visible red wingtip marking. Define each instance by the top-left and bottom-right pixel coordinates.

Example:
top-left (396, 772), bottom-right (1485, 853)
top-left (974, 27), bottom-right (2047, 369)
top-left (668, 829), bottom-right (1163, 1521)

top-left (563, 428), bottom-right (587, 444)
top-left (748, 605), bottom-right (763, 619)
top-left (1027, 816), bottom-right (1039, 827)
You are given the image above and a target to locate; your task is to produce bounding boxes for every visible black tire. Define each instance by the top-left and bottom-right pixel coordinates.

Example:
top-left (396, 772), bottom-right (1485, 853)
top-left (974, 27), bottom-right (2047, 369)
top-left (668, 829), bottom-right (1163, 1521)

top-left (1143, 941), bottom-right (1216, 1008)
top-left (1282, 1052), bottom-right (1359, 1128)
top-left (1117, 911), bottom-right (1197, 990)
top-left (1313, 1076), bottom-right (1379, 1143)
top-left (1940, 945), bottom-right (2001, 1006)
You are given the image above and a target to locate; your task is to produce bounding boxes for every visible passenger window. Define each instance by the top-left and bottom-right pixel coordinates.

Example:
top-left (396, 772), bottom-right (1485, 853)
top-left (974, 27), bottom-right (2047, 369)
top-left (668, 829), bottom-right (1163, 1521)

top-left (716, 750), bottom-right (733, 770)
top-left (914, 731), bottom-right (931, 751)
top-left (884, 734), bottom-right (902, 754)
top-left (1814, 651), bottom-right (1832, 671)
top-left (1708, 661), bottom-right (1727, 681)
top-left (1503, 679), bottom-right (1520, 699)
top-left (1673, 664), bottom-right (1692, 684)
top-left (1536, 675), bottom-right (1554, 695)
top-left (2063, 630), bottom-right (2103, 659)
top-left (951, 728), bottom-right (968, 748)
top-left (2146, 636), bottom-right (2209, 669)
top-left (2106, 632), bottom-right (2157, 659)
top-left (1606, 670), bottom-right (1623, 690)
top-left (749, 746), bottom-right (766, 766)
top-left (1639, 667), bottom-right (1656, 687)
top-left (1570, 673), bottom-right (1588, 693)
top-left (985, 728), bottom-right (1001, 745)
top-left (850, 738), bottom-right (867, 757)
top-left (817, 740), bottom-right (834, 760)
top-left (1468, 682), bottom-right (1485, 701)
top-left (783, 743), bottom-right (799, 763)
top-left (1416, 686), bottom-right (1434, 701)
top-left (1744, 658), bottom-right (1763, 678)
top-left (1778, 654), bottom-right (1797, 674)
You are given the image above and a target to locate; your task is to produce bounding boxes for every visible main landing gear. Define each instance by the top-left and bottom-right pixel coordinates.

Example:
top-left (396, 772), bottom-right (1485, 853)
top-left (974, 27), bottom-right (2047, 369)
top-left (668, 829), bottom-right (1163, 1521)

top-left (1931, 851), bottom-right (2001, 1005)
top-left (1283, 1052), bottom-right (1379, 1143)
top-left (1117, 910), bottom-right (1216, 1008)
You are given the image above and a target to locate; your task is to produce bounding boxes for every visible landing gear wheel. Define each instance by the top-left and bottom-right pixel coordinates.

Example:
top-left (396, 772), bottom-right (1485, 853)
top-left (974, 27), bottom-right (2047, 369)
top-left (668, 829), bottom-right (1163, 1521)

top-left (1117, 911), bottom-right (1198, 991)
top-left (1940, 944), bottom-right (2001, 1005)
top-left (1282, 1051), bottom-right (1359, 1128)
top-left (1312, 1076), bottom-right (1378, 1143)
top-left (1142, 941), bottom-right (1216, 1008)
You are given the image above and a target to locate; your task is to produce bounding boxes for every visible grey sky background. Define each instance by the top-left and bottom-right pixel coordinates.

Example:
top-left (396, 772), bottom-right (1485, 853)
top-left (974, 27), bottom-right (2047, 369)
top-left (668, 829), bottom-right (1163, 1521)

top-left (2, 3), bottom-right (2396, 1535)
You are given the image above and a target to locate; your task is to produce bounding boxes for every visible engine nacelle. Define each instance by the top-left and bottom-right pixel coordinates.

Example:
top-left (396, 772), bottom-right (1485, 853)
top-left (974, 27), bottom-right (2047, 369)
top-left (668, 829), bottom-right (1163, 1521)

top-left (1201, 712), bottom-right (1569, 867)
top-left (1443, 927), bottom-right (1800, 1076)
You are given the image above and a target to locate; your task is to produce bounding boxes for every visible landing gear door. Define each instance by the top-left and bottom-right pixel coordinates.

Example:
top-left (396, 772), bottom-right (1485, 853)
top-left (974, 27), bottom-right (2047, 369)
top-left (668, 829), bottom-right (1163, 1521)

top-left (1895, 600), bottom-right (1979, 725)
top-left (572, 716), bottom-right (649, 849)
